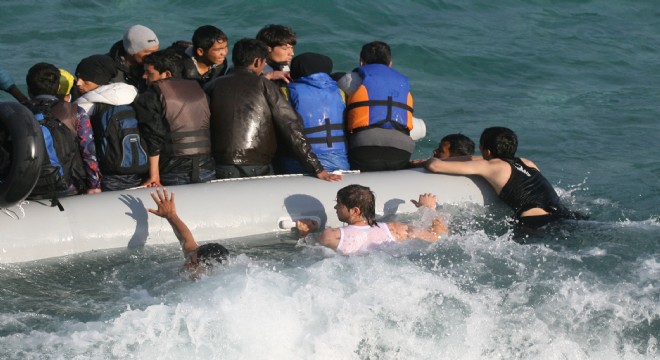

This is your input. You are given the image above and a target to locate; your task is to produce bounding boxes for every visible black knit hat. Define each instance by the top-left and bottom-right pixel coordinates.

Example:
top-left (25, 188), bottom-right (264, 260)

top-left (75, 55), bottom-right (117, 85)
top-left (290, 52), bottom-right (333, 80)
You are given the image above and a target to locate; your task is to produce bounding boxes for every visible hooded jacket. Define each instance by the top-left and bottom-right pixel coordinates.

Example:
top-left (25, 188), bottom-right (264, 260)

top-left (286, 72), bottom-right (346, 155)
top-left (74, 82), bottom-right (138, 116)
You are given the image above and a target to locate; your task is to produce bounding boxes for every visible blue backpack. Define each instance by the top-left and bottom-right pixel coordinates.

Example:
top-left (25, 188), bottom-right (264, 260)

top-left (92, 104), bottom-right (148, 175)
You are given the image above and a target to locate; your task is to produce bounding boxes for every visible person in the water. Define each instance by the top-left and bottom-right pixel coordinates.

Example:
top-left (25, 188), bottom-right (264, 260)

top-left (295, 184), bottom-right (448, 255)
top-left (425, 126), bottom-right (585, 229)
top-left (409, 133), bottom-right (475, 167)
top-left (148, 187), bottom-right (228, 271)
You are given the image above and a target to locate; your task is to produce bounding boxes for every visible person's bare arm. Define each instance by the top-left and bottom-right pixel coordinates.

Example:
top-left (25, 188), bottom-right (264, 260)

top-left (142, 155), bottom-right (162, 187)
top-left (296, 219), bottom-right (341, 249)
top-left (264, 71), bottom-right (292, 83)
top-left (319, 228), bottom-right (341, 249)
top-left (388, 193), bottom-right (448, 242)
top-left (425, 157), bottom-right (488, 176)
top-left (148, 188), bottom-right (198, 257)
top-left (425, 157), bottom-right (510, 194)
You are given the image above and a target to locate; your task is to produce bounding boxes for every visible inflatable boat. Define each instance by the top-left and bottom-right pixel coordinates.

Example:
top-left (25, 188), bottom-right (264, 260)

top-left (0, 169), bottom-right (497, 264)
top-left (0, 100), bottom-right (497, 263)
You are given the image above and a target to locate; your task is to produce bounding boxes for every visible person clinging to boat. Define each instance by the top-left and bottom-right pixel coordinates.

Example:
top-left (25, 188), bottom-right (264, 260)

top-left (425, 127), bottom-right (586, 230)
top-left (147, 187), bottom-right (229, 273)
top-left (295, 184), bottom-right (448, 255)
top-left (409, 133), bottom-right (475, 167)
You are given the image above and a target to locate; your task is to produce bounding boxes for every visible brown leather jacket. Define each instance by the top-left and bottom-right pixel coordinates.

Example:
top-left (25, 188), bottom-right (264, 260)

top-left (206, 67), bottom-right (323, 173)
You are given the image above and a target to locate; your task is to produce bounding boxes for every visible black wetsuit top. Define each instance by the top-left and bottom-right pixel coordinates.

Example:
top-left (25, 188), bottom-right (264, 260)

top-left (498, 158), bottom-right (568, 219)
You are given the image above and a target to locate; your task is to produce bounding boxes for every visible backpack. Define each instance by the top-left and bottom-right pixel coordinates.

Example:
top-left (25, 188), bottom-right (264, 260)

top-left (91, 104), bottom-right (149, 175)
top-left (28, 102), bottom-right (85, 199)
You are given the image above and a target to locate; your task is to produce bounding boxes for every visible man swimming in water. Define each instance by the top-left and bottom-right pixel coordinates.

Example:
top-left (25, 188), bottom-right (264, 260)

top-left (148, 187), bottom-right (228, 270)
top-left (295, 184), bottom-right (448, 255)
top-left (425, 127), bottom-right (584, 229)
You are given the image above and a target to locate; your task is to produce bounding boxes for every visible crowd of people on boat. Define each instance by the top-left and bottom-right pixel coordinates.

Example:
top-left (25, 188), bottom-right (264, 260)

top-left (1, 23), bottom-right (423, 195)
top-left (0, 23), bottom-right (586, 267)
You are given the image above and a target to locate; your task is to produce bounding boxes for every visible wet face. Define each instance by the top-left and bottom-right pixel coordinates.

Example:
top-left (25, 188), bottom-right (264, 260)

top-left (200, 40), bottom-right (228, 65)
top-left (334, 201), bottom-right (352, 223)
top-left (268, 43), bottom-right (294, 65)
top-left (433, 141), bottom-right (452, 159)
top-left (75, 77), bottom-right (100, 95)
top-left (142, 64), bottom-right (169, 86)
top-left (131, 44), bottom-right (160, 66)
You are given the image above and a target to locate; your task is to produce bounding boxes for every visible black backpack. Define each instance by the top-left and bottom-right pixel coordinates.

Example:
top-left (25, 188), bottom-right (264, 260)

top-left (91, 103), bottom-right (149, 175)
top-left (28, 101), bottom-right (85, 199)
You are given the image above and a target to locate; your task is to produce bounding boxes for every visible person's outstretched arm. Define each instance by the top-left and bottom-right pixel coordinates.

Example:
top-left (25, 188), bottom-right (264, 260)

top-left (148, 188), bottom-right (199, 257)
top-left (388, 193), bottom-right (448, 242)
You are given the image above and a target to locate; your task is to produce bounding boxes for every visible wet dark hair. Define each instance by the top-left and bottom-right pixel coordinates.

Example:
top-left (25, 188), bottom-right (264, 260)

top-left (440, 133), bottom-right (475, 157)
top-left (26, 62), bottom-right (60, 96)
top-left (479, 127), bottom-right (518, 159)
top-left (195, 243), bottom-right (229, 266)
top-left (232, 38), bottom-right (269, 67)
top-left (143, 49), bottom-right (183, 77)
top-left (336, 184), bottom-right (377, 226)
top-left (256, 24), bottom-right (297, 47)
top-left (192, 25), bottom-right (228, 52)
top-left (360, 41), bottom-right (392, 65)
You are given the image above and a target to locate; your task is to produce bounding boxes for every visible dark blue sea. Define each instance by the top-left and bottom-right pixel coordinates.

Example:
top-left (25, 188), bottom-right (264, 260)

top-left (0, 0), bottom-right (658, 358)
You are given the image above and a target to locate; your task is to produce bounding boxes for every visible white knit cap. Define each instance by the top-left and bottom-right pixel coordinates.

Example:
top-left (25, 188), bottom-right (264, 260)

top-left (123, 25), bottom-right (159, 55)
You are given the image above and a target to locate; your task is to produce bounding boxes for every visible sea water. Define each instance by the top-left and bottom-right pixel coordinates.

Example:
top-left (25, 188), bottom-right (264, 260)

top-left (0, 0), bottom-right (658, 358)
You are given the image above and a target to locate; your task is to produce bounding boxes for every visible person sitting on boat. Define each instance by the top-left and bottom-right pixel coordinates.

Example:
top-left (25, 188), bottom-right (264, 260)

top-left (147, 187), bottom-right (229, 273)
top-left (295, 184), bottom-right (448, 255)
top-left (25, 62), bottom-right (102, 196)
top-left (205, 38), bottom-right (341, 182)
top-left (256, 24), bottom-right (296, 85)
top-left (0, 65), bottom-right (28, 104)
top-left (409, 133), bottom-right (475, 167)
top-left (180, 25), bottom-right (229, 86)
top-left (134, 49), bottom-right (216, 187)
top-left (57, 69), bottom-right (75, 102)
top-left (338, 41), bottom-right (416, 172)
top-left (107, 24), bottom-right (160, 93)
top-left (74, 55), bottom-right (145, 191)
top-left (425, 126), bottom-right (586, 230)
top-left (278, 52), bottom-right (349, 174)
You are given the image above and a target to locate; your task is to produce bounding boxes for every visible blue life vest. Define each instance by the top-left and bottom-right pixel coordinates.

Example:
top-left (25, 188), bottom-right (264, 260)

top-left (346, 64), bottom-right (413, 133)
top-left (287, 73), bottom-right (347, 155)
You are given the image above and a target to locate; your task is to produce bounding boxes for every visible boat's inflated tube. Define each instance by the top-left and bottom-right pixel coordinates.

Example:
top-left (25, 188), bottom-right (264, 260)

top-left (0, 101), bottom-right (43, 207)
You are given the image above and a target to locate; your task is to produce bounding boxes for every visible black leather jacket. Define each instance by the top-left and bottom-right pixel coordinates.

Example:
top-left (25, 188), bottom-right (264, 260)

top-left (206, 67), bottom-right (323, 173)
top-left (182, 56), bottom-right (228, 86)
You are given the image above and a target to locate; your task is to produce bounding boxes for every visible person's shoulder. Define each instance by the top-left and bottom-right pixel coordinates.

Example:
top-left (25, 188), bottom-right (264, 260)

top-left (319, 227), bottom-right (341, 248)
top-left (134, 87), bottom-right (160, 105)
top-left (519, 157), bottom-right (539, 171)
top-left (386, 221), bottom-right (409, 241)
